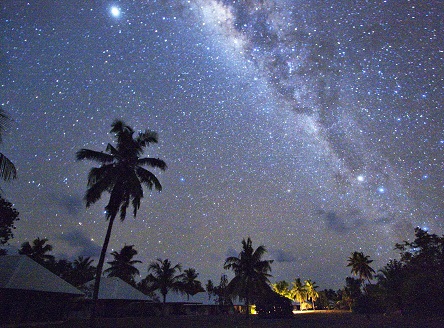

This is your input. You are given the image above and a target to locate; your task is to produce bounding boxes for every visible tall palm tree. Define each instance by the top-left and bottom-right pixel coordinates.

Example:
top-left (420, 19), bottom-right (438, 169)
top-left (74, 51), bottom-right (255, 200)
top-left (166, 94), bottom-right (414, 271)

top-left (181, 268), bottom-right (205, 300)
top-left (290, 278), bottom-right (307, 306)
top-left (347, 251), bottom-right (375, 292)
top-left (144, 258), bottom-right (183, 304)
top-left (223, 237), bottom-right (273, 316)
top-left (18, 237), bottom-right (54, 265)
top-left (304, 279), bottom-right (319, 310)
top-left (0, 109), bottom-right (17, 182)
top-left (76, 120), bottom-right (166, 323)
top-left (104, 245), bottom-right (141, 286)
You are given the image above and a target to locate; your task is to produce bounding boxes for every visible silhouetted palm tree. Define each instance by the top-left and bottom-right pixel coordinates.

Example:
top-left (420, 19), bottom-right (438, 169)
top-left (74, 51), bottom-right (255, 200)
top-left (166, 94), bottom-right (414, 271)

top-left (0, 109), bottom-right (17, 182)
top-left (76, 120), bottom-right (166, 325)
top-left (347, 251), bottom-right (375, 292)
top-left (104, 245), bottom-right (141, 286)
top-left (290, 278), bottom-right (307, 305)
top-left (19, 237), bottom-right (54, 265)
top-left (181, 268), bottom-right (205, 300)
top-left (224, 237), bottom-right (273, 316)
top-left (68, 256), bottom-right (96, 288)
top-left (144, 258), bottom-right (183, 303)
top-left (304, 279), bottom-right (319, 310)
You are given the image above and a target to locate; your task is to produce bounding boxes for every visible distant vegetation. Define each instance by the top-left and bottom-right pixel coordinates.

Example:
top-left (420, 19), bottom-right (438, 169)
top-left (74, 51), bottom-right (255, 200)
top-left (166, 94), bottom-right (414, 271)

top-left (3, 227), bottom-right (443, 319)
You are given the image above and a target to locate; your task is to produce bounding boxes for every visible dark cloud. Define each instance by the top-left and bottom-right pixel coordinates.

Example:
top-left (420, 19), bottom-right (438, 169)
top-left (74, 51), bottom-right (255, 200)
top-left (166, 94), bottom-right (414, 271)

top-left (58, 229), bottom-right (101, 258)
top-left (269, 249), bottom-right (296, 263)
top-left (318, 209), bottom-right (365, 234)
top-left (225, 247), bottom-right (238, 258)
top-left (49, 192), bottom-right (83, 216)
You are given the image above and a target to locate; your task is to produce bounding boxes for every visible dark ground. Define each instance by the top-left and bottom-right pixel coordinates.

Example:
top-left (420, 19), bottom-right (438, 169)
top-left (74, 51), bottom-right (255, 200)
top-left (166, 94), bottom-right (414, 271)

top-left (7, 311), bottom-right (444, 328)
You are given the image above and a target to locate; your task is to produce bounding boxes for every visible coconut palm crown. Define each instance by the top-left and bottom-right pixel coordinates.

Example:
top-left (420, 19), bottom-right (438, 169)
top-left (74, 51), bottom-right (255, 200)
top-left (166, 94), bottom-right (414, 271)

top-left (347, 251), bottom-right (376, 291)
top-left (76, 120), bottom-right (166, 220)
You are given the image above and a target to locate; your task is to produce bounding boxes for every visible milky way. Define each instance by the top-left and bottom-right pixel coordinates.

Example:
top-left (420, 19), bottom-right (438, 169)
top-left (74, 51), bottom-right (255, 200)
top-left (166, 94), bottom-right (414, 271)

top-left (1, 0), bottom-right (442, 290)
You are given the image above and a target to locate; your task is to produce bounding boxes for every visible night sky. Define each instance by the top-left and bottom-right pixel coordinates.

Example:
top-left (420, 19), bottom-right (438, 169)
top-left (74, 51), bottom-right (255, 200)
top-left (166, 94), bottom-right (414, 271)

top-left (1, 0), bottom-right (442, 290)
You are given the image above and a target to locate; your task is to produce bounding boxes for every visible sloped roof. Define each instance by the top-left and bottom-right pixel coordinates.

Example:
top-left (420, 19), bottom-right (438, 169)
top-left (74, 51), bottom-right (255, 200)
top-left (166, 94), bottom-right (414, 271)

top-left (84, 277), bottom-right (150, 300)
top-left (0, 255), bottom-right (84, 295)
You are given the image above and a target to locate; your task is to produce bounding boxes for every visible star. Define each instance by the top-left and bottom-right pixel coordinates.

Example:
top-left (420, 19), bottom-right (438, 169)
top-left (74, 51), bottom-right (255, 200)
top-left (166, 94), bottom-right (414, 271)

top-left (110, 6), bottom-right (121, 18)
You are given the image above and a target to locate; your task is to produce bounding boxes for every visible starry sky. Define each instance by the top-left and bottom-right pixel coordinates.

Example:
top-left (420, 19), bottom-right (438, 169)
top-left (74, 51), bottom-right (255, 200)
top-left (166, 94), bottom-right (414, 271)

top-left (1, 0), bottom-right (442, 290)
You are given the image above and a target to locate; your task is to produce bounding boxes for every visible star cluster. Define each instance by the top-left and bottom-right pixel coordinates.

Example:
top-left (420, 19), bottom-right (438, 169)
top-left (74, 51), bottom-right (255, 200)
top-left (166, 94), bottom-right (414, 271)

top-left (0, 0), bottom-right (442, 289)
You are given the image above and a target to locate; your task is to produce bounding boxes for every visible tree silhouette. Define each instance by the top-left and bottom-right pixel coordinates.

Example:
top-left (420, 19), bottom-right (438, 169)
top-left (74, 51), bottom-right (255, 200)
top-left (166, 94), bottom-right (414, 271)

top-left (104, 245), bottom-right (141, 286)
top-left (67, 256), bottom-right (96, 288)
top-left (347, 251), bottom-right (375, 292)
top-left (76, 120), bottom-right (166, 325)
top-left (181, 268), bottom-right (205, 300)
top-left (206, 279), bottom-right (215, 301)
top-left (144, 258), bottom-right (183, 304)
top-left (19, 237), bottom-right (54, 265)
top-left (224, 237), bottom-right (273, 316)
top-left (213, 274), bottom-right (232, 306)
top-left (0, 196), bottom-right (19, 250)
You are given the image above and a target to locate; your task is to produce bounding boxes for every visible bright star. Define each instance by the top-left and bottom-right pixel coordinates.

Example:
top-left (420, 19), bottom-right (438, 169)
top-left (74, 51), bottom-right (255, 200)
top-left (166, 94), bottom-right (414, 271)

top-left (110, 6), bottom-right (121, 18)
top-left (357, 175), bottom-right (365, 182)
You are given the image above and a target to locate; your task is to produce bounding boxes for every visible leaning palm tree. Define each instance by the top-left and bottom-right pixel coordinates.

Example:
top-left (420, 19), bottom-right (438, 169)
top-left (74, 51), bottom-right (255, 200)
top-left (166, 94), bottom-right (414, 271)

top-left (0, 109), bottom-right (17, 182)
top-left (304, 279), bottom-right (319, 310)
top-left (76, 120), bottom-right (166, 324)
top-left (347, 251), bottom-right (375, 292)
top-left (144, 258), bottom-right (183, 304)
top-left (104, 245), bottom-right (141, 286)
top-left (181, 268), bottom-right (205, 300)
top-left (290, 278), bottom-right (307, 306)
top-left (224, 237), bottom-right (273, 316)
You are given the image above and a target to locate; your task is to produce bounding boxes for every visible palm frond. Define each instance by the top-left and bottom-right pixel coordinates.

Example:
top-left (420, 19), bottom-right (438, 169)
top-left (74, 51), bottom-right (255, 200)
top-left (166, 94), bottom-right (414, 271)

top-left (105, 143), bottom-right (120, 157)
top-left (0, 109), bottom-right (11, 144)
top-left (86, 165), bottom-right (116, 187)
top-left (85, 166), bottom-right (117, 206)
top-left (76, 149), bottom-right (115, 163)
top-left (136, 130), bottom-right (158, 147)
top-left (0, 153), bottom-right (17, 181)
top-left (136, 167), bottom-right (162, 191)
top-left (137, 157), bottom-right (167, 170)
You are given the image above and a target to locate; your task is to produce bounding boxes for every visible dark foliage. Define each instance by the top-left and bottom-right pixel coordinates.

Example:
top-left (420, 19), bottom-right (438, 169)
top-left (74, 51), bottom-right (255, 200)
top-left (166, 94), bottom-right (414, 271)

top-left (18, 237), bottom-right (55, 265)
top-left (104, 245), bottom-right (141, 286)
top-left (352, 228), bottom-right (444, 316)
top-left (352, 293), bottom-right (385, 314)
top-left (0, 196), bottom-right (19, 247)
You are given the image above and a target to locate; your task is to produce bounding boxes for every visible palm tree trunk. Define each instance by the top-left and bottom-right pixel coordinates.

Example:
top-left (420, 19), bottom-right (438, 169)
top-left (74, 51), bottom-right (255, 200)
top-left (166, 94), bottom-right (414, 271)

top-left (89, 214), bottom-right (116, 328)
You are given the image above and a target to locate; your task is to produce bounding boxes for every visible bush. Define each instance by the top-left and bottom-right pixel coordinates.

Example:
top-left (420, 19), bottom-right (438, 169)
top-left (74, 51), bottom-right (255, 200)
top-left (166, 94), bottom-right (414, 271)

top-left (352, 294), bottom-right (385, 314)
